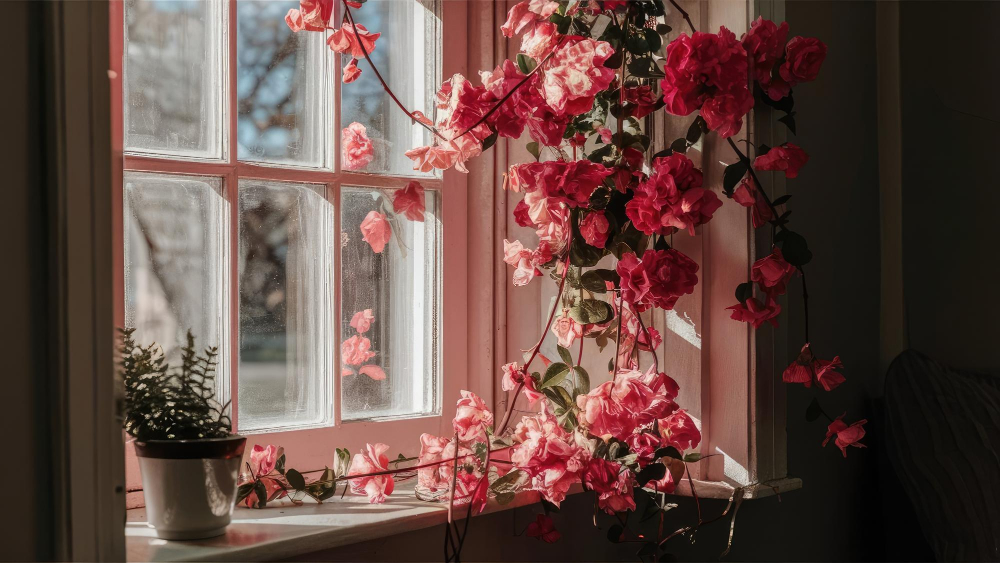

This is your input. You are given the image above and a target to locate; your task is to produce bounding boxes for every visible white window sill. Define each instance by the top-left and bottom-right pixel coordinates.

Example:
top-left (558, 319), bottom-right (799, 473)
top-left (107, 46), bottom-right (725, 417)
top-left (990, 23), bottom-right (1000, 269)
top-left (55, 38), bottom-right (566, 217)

top-left (126, 477), bottom-right (803, 561)
top-left (125, 480), bottom-right (545, 562)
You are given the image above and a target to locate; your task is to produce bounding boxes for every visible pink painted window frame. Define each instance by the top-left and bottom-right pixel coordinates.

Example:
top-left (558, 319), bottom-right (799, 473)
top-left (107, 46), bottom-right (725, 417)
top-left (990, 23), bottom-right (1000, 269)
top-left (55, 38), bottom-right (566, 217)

top-left (111, 0), bottom-right (473, 507)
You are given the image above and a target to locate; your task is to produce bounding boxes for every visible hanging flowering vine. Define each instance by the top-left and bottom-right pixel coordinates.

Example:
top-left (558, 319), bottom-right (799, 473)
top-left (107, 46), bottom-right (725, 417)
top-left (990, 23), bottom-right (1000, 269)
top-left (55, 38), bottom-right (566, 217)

top-left (235, 0), bottom-right (860, 560)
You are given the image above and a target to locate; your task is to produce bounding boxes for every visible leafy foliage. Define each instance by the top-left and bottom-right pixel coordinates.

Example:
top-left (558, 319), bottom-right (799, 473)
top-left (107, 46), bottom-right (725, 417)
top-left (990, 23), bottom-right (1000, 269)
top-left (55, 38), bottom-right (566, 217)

top-left (120, 328), bottom-right (231, 441)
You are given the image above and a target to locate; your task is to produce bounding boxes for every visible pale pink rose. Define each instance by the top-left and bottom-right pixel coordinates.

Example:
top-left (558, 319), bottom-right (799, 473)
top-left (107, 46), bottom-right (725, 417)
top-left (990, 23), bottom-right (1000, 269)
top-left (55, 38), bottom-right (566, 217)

top-left (284, 0), bottom-right (333, 32)
top-left (501, 2), bottom-right (536, 37)
top-left (350, 309), bottom-right (375, 333)
top-left (348, 443), bottom-right (395, 503)
top-left (343, 58), bottom-right (361, 83)
top-left (823, 414), bottom-right (866, 457)
top-left (359, 365), bottom-right (386, 381)
top-left (453, 390), bottom-right (494, 442)
top-left (751, 247), bottom-right (796, 296)
top-left (597, 126), bottom-right (614, 144)
top-left (359, 210), bottom-right (392, 253)
top-left (520, 21), bottom-right (560, 59)
top-left (727, 296), bottom-right (781, 328)
top-left (503, 239), bottom-right (550, 287)
top-left (342, 122), bottom-right (375, 170)
top-left (511, 404), bottom-right (590, 506)
top-left (405, 134), bottom-right (484, 174)
top-left (248, 444), bottom-right (281, 477)
top-left (551, 311), bottom-right (584, 349)
top-left (341, 335), bottom-right (376, 366)
top-left (582, 458), bottom-right (636, 514)
top-left (541, 39), bottom-right (616, 116)
top-left (341, 367), bottom-right (355, 377)
top-left (501, 362), bottom-right (543, 404)
top-left (392, 181), bottom-right (426, 221)
top-left (576, 370), bottom-right (676, 439)
top-left (579, 211), bottom-right (610, 249)
top-left (658, 409), bottom-right (702, 452)
top-left (327, 23), bottom-right (380, 58)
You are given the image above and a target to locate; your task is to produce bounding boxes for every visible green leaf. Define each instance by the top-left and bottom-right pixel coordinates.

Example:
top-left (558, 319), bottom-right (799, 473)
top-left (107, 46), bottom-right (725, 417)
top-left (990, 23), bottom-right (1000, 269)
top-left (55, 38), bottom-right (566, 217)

top-left (654, 446), bottom-right (683, 460)
top-left (286, 468), bottom-right (306, 491)
top-left (580, 269), bottom-right (617, 293)
top-left (637, 542), bottom-right (658, 558)
top-left (670, 137), bottom-right (688, 154)
top-left (642, 28), bottom-right (661, 52)
top-left (683, 453), bottom-right (703, 463)
top-left (570, 299), bottom-right (614, 324)
top-left (557, 345), bottom-right (574, 366)
top-left (636, 462), bottom-right (667, 487)
top-left (776, 230), bottom-right (812, 266)
top-left (541, 499), bottom-right (560, 514)
top-left (685, 115), bottom-right (706, 144)
top-left (723, 160), bottom-right (749, 196)
top-left (275, 454), bottom-right (286, 475)
top-left (236, 482), bottom-right (255, 503)
top-left (541, 362), bottom-right (571, 389)
top-left (735, 282), bottom-right (753, 304)
top-left (254, 480), bottom-right (268, 508)
top-left (805, 397), bottom-right (822, 422)
top-left (543, 386), bottom-right (569, 409)
top-left (625, 35), bottom-right (649, 55)
top-left (772, 194), bottom-right (792, 206)
top-left (570, 239), bottom-right (606, 267)
top-left (526, 141), bottom-right (540, 160)
top-left (607, 524), bottom-right (624, 543)
top-left (496, 491), bottom-right (516, 505)
top-left (481, 129), bottom-right (499, 151)
top-left (516, 53), bottom-right (537, 74)
top-left (778, 112), bottom-right (797, 134)
top-left (491, 468), bottom-right (529, 495)
top-left (573, 366), bottom-right (591, 395)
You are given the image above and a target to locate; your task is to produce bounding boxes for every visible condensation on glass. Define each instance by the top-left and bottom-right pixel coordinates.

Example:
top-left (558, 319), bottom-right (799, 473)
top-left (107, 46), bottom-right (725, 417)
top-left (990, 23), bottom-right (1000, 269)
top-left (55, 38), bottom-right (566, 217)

top-left (123, 172), bottom-right (229, 383)
top-left (237, 0), bottom-right (330, 167)
top-left (124, 0), bottom-right (226, 159)
top-left (238, 180), bottom-right (334, 431)
top-left (340, 0), bottom-right (441, 176)
top-left (340, 186), bottom-right (441, 420)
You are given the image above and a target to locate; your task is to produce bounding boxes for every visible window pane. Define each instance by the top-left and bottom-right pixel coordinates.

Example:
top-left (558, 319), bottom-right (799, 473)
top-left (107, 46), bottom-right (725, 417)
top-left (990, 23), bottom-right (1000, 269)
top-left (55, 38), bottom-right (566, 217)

top-left (239, 180), bottom-right (333, 431)
top-left (237, 0), bottom-right (330, 167)
top-left (124, 0), bottom-right (226, 159)
top-left (340, 0), bottom-right (440, 176)
top-left (340, 186), bottom-right (440, 420)
top-left (124, 172), bottom-right (228, 388)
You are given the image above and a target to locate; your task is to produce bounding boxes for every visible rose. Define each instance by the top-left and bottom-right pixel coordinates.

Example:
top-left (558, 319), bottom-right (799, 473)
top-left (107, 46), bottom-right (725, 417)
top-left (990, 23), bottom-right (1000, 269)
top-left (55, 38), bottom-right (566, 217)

top-left (579, 211), bottom-right (610, 249)
top-left (327, 23), bottom-right (380, 58)
top-left (753, 143), bottom-right (809, 179)
top-left (782, 343), bottom-right (845, 391)
top-left (741, 17), bottom-right (789, 87)
top-left (625, 431), bottom-right (662, 467)
top-left (510, 404), bottom-right (590, 506)
top-left (526, 514), bottom-right (561, 543)
top-left (392, 181), bottom-right (426, 221)
top-left (699, 88), bottom-right (754, 139)
top-left (751, 247), bottom-right (796, 296)
top-left (626, 154), bottom-right (720, 236)
top-left (359, 210), bottom-right (392, 253)
top-left (349, 309), bottom-right (375, 333)
top-left (507, 160), bottom-right (614, 208)
top-left (284, 0), bottom-right (334, 32)
top-left (248, 444), bottom-right (280, 477)
top-left (501, 362), bottom-right (544, 404)
top-left (342, 58), bottom-right (361, 83)
top-left (347, 443), bottom-right (395, 503)
top-left (733, 178), bottom-right (774, 228)
top-left (616, 249), bottom-right (699, 312)
top-left (502, 239), bottom-right (551, 287)
top-left (540, 38), bottom-right (616, 116)
top-left (342, 122), bottom-right (375, 170)
top-left (405, 134), bottom-right (484, 174)
top-left (727, 296), bottom-right (781, 328)
top-left (551, 312), bottom-right (584, 349)
top-left (582, 458), bottom-right (635, 514)
top-left (823, 414), bottom-right (867, 457)
top-left (657, 409), bottom-right (702, 452)
top-left (341, 335), bottom-right (376, 365)
top-left (453, 390), bottom-right (494, 442)
top-left (576, 369), bottom-right (675, 439)
top-left (623, 85), bottom-right (659, 119)
top-left (780, 36), bottom-right (827, 86)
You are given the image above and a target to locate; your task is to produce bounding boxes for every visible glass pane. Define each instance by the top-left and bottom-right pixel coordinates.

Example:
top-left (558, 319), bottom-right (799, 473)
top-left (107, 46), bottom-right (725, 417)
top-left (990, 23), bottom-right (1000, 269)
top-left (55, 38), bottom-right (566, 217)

top-left (340, 0), bottom-right (440, 176)
top-left (239, 180), bottom-right (333, 431)
top-left (340, 186), bottom-right (440, 420)
top-left (237, 0), bottom-right (330, 167)
top-left (124, 0), bottom-right (226, 159)
top-left (123, 172), bottom-right (228, 388)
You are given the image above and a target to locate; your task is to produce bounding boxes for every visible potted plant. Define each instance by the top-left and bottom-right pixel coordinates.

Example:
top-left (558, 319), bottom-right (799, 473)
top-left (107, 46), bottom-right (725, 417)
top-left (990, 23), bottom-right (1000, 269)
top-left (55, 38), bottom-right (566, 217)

top-left (120, 328), bottom-right (245, 540)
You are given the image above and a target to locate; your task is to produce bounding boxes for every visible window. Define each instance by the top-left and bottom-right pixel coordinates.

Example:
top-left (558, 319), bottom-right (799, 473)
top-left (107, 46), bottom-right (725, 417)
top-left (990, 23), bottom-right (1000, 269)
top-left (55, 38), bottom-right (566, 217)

top-left (113, 0), bottom-right (471, 506)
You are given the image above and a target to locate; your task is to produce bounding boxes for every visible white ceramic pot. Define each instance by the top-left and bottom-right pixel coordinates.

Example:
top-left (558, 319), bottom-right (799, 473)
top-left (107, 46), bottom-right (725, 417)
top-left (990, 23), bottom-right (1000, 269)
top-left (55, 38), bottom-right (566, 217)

top-left (135, 436), bottom-right (246, 540)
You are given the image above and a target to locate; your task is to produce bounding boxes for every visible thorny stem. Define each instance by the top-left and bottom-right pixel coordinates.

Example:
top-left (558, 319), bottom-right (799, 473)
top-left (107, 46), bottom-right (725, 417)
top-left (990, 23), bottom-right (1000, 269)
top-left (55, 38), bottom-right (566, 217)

top-left (636, 311), bottom-right (659, 373)
top-left (612, 290), bottom-right (624, 378)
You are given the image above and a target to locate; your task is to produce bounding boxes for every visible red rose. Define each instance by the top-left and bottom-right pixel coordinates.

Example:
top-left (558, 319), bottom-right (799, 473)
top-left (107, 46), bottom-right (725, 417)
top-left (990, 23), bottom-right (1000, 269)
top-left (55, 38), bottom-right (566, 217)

top-left (751, 247), bottom-right (796, 296)
top-left (508, 160), bottom-right (613, 208)
top-left (699, 88), bottom-right (754, 139)
top-left (782, 344), bottom-right (845, 391)
top-left (733, 178), bottom-right (774, 228)
top-left (616, 249), bottom-right (699, 312)
top-left (741, 17), bottom-right (789, 86)
top-left (753, 143), bottom-right (809, 179)
top-left (579, 211), bottom-right (610, 249)
top-left (823, 414), bottom-right (866, 457)
top-left (727, 296), bottom-right (781, 328)
top-left (658, 409), bottom-right (702, 452)
top-left (780, 36), bottom-right (827, 87)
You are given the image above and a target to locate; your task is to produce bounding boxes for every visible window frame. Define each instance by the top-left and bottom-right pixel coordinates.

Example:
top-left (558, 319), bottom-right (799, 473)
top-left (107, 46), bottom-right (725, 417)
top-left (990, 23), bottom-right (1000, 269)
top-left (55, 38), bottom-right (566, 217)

top-left (111, 0), bottom-right (473, 507)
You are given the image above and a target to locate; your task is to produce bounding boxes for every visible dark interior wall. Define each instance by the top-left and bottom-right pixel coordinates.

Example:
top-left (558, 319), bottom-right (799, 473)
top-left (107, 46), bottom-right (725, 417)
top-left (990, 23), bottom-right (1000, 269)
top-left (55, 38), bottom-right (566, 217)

top-left (899, 1), bottom-right (1000, 373)
top-left (299, 2), bottom-right (887, 561)
top-left (0, 2), bottom-right (53, 561)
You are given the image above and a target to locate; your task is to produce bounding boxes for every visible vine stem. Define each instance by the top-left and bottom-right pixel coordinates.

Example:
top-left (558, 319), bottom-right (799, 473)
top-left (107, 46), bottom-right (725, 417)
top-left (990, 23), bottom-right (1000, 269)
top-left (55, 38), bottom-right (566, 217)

top-left (668, 0), bottom-right (696, 34)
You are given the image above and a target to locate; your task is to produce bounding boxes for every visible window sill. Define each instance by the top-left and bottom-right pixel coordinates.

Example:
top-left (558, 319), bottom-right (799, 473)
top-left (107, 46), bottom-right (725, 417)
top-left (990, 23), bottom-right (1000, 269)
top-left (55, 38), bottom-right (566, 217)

top-left (670, 477), bottom-right (803, 500)
top-left (125, 480), bottom-right (546, 562)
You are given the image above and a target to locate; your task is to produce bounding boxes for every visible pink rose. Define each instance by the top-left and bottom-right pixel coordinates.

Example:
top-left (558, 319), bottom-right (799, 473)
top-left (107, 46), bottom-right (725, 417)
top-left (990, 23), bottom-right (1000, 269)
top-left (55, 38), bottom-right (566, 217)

top-left (248, 444), bottom-right (280, 477)
top-left (359, 211), bottom-right (392, 253)
top-left (501, 2), bottom-right (537, 37)
top-left (508, 160), bottom-right (613, 208)
top-left (740, 17), bottom-right (790, 100)
top-left (284, 0), bottom-right (333, 32)
top-left (780, 36), bottom-right (827, 87)
top-left (350, 309), bottom-right (375, 333)
top-left (823, 414), bottom-right (866, 457)
top-left (392, 181), bottom-right (426, 222)
top-left (551, 312), bottom-right (584, 349)
top-left (341, 335), bottom-right (376, 365)
top-left (751, 247), bottom-right (796, 296)
top-left (727, 296), bottom-right (781, 328)
top-left (541, 39), bottom-right (616, 116)
top-left (502, 239), bottom-right (548, 287)
top-left (501, 362), bottom-right (544, 404)
top-left (342, 58), bottom-right (361, 83)
top-left (526, 514), bottom-right (561, 543)
top-left (416, 434), bottom-right (480, 504)
top-left (511, 404), bottom-right (590, 506)
top-left (342, 122), bottom-right (375, 170)
top-left (626, 154), bottom-right (720, 236)
top-left (658, 409), bottom-right (701, 452)
top-left (733, 178), bottom-right (774, 229)
top-left (512, 200), bottom-right (532, 227)
top-left (327, 23), bottom-right (380, 58)
top-left (699, 88), bottom-right (755, 139)
top-left (453, 390), bottom-right (494, 442)
top-left (347, 443), bottom-right (395, 503)
top-left (576, 369), bottom-right (676, 439)
top-left (535, 203), bottom-right (571, 255)
top-left (625, 431), bottom-right (662, 467)
top-left (582, 458), bottom-right (635, 514)
top-left (616, 249), bottom-right (699, 313)
top-left (579, 211), bottom-right (610, 249)
top-left (359, 365), bottom-right (386, 381)
top-left (241, 475), bottom-right (286, 508)
top-left (520, 21), bottom-right (561, 59)
top-left (405, 134), bottom-right (483, 174)
top-left (782, 343), bottom-right (845, 391)
top-left (753, 143), bottom-right (809, 179)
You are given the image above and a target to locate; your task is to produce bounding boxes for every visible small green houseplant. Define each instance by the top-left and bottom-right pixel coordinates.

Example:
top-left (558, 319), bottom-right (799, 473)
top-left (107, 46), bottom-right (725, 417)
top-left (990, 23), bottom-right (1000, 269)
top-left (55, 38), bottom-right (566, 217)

top-left (120, 328), bottom-right (245, 540)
